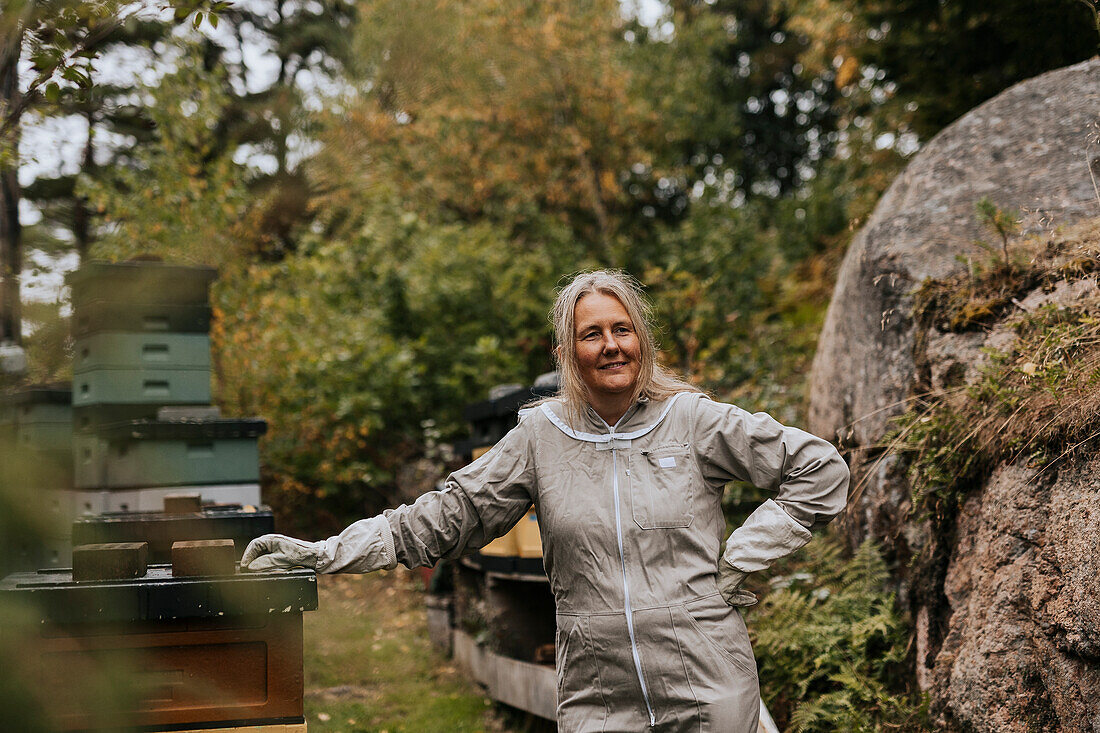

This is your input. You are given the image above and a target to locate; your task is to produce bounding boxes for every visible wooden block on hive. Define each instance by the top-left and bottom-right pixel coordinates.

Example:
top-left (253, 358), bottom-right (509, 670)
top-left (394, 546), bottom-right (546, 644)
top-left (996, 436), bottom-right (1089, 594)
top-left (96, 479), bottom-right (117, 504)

top-left (72, 542), bottom-right (148, 581)
top-left (171, 539), bottom-right (236, 576)
top-left (163, 493), bottom-right (202, 514)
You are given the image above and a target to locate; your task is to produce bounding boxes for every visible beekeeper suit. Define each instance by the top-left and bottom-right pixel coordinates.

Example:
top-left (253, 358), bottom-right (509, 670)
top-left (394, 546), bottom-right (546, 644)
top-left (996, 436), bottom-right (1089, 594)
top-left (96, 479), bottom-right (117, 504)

top-left (243, 390), bottom-right (849, 733)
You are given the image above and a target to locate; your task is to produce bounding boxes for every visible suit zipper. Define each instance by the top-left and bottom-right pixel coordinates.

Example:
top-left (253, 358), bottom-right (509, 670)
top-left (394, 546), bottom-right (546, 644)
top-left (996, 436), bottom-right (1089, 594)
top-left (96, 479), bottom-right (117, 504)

top-left (609, 427), bottom-right (657, 726)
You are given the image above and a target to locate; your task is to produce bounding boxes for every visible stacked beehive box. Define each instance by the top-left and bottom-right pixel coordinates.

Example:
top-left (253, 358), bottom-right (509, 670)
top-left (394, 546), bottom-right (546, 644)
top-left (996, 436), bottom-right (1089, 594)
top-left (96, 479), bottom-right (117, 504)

top-left (68, 261), bottom-right (266, 514)
top-left (0, 385), bottom-right (75, 572)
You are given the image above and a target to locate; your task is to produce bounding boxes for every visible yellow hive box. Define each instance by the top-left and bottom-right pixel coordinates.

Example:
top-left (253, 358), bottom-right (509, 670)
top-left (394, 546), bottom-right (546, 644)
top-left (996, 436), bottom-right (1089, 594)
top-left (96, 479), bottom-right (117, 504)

top-left (481, 509), bottom-right (543, 558)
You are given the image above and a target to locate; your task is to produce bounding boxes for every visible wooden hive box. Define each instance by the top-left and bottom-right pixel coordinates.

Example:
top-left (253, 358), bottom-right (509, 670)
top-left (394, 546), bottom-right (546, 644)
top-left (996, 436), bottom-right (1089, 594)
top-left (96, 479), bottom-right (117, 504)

top-left (0, 565), bottom-right (318, 731)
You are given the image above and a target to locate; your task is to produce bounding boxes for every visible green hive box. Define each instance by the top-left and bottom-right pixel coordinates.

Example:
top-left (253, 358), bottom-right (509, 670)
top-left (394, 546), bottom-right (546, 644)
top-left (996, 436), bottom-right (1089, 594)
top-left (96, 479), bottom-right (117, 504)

top-left (14, 421), bottom-right (72, 452)
top-left (67, 261), bottom-right (217, 308)
top-left (74, 333), bottom-right (211, 371)
top-left (72, 368), bottom-right (212, 407)
top-left (5, 410), bottom-right (72, 453)
top-left (0, 387), bottom-right (74, 476)
top-left (0, 387), bottom-right (72, 449)
top-left (72, 433), bottom-right (108, 489)
top-left (77, 419), bottom-right (266, 490)
top-left (73, 301), bottom-right (213, 337)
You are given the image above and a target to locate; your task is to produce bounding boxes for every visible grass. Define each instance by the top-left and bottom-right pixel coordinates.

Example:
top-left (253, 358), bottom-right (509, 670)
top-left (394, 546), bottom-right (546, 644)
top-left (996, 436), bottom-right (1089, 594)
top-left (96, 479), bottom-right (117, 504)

top-left (304, 570), bottom-right (506, 733)
top-left (896, 217), bottom-right (1100, 522)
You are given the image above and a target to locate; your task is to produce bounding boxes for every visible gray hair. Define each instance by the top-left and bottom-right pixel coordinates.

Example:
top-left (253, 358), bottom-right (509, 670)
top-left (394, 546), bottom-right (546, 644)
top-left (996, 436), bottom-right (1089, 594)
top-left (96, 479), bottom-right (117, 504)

top-left (548, 269), bottom-right (699, 424)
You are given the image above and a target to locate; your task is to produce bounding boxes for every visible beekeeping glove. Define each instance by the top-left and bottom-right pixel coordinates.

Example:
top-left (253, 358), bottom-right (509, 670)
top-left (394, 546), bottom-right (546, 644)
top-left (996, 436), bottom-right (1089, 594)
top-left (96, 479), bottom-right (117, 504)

top-left (719, 499), bottom-right (813, 607)
top-left (718, 559), bottom-right (758, 607)
top-left (241, 516), bottom-right (398, 573)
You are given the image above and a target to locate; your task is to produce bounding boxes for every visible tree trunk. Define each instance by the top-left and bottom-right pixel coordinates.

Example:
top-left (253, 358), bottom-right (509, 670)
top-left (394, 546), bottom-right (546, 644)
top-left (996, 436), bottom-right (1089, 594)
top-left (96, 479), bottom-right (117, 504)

top-left (74, 72), bottom-right (95, 258)
top-left (0, 31), bottom-right (22, 345)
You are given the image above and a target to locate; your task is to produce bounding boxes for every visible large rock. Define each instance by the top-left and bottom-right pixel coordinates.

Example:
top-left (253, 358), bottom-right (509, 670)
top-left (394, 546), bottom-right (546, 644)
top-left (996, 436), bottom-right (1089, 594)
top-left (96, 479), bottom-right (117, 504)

top-left (808, 58), bottom-right (1100, 731)
top-left (811, 58), bottom-right (1100, 450)
top-left (933, 459), bottom-right (1100, 732)
top-left (810, 57), bottom-right (1100, 540)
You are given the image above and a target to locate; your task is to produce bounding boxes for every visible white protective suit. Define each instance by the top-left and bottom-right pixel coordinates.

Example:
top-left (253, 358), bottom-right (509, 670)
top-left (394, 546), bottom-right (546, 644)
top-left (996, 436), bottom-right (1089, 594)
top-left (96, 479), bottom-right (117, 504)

top-left (243, 391), bottom-right (849, 732)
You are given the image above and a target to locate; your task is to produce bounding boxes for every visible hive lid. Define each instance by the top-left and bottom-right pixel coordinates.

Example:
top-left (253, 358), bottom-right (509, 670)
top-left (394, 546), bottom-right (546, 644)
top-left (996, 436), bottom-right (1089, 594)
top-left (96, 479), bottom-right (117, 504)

top-left (0, 384), bottom-right (72, 407)
top-left (463, 381), bottom-right (558, 423)
top-left (67, 261), bottom-right (217, 306)
top-left (0, 566), bottom-right (318, 623)
top-left (97, 418), bottom-right (268, 442)
top-left (73, 504), bottom-right (273, 525)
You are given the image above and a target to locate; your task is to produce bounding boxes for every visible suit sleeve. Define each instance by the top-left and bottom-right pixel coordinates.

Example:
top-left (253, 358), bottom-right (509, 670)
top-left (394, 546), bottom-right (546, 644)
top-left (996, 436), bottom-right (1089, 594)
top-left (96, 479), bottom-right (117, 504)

top-left (691, 395), bottom-right (849, 530)
top-left (692, 395), bottom-right (848, 577)
top-left (384, 413), bottom-right (538, 568)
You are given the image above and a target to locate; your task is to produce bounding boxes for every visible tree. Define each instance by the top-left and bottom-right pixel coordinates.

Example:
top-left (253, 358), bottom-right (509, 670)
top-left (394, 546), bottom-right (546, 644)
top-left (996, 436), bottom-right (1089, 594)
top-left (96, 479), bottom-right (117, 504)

top-left (311, 0), bottom-right (654, 262)
top-left (193, 0), bottom-right (357, 259)
top-left (79, 42), bottom-right (252, 266)
top-left (0, 0), bottom-right (224, 345)
top-left (848, 0), bottom-right (1097, 138)
top-left (21, 18), bottom-right (168, 267)
top-left (629, 0), bottom-right (841, 212)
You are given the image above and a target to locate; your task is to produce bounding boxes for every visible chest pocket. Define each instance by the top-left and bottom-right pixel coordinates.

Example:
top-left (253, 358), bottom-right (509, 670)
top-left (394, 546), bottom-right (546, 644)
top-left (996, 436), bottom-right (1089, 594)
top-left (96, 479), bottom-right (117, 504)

top-left (628, 443), bottom-right (695, 529)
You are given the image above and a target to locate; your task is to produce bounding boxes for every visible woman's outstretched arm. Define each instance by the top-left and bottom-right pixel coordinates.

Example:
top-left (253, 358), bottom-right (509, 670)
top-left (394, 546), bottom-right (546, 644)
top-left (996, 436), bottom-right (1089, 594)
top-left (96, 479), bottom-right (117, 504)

top-left (242, 414), bottom-right (539, 573)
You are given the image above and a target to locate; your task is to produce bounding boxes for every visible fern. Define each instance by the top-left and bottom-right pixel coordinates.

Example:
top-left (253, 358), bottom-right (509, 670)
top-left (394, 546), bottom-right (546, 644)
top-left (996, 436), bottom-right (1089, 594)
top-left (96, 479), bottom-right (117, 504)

top-left (750, 538), bottom-right (928, 732)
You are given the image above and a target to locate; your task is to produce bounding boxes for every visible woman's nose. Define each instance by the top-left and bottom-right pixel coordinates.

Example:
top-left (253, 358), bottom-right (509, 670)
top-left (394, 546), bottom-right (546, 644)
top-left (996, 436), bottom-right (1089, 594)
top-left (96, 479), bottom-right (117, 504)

top-left (601, 332), bottom-right (620, 352)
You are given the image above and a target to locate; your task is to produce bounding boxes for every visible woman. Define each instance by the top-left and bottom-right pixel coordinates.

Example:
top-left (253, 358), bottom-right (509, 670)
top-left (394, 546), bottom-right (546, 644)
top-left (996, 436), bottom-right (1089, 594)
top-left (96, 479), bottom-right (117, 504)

top-left (243, 269), bottom-right (849, 732)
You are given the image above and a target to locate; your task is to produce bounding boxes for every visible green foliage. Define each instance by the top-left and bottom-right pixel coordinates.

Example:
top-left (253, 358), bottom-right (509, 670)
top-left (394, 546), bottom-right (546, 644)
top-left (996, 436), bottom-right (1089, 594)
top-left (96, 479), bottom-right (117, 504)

top-left (634, 0), bottom-right (842, 204)
top-left (213, 200), bottom-right (560, 530)
top-left (0, 439), bottom-right (142, 730)
top-left (1082, 0), bottom-right (1100, 44)
top-left (642, 151), bottom-right (895, 419)
top-left (79, 43), bottom-right (252, 266)
top-left (751, 538), bottom-right (927, 732)
top-left (845, 0), bottom-right (1097, 138)
top-left (315, 0), bottom-right (649, 254)
top-left (975, 197), bottom-right (1021, 265)
top-left (1, 0), bottom-right (225, 142)
top-left (19, 300), bottom-right (70, 383)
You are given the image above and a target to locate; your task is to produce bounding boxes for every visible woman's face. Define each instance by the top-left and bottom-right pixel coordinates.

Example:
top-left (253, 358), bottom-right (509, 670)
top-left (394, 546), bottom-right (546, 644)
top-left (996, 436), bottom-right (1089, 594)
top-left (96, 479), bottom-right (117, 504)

top-left (573, 292), bottom-right (642, 403)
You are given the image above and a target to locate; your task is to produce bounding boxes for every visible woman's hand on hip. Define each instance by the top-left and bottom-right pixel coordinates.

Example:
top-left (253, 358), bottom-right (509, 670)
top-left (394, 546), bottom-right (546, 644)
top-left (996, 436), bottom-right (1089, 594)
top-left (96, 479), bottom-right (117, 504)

top-left (718, 558), bottom-right (759, 607)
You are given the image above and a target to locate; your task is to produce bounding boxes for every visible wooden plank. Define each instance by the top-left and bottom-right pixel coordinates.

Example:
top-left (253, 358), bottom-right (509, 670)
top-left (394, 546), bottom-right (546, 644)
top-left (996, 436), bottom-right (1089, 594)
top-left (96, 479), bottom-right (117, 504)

top-left (153, 724), bottom-right (306, 733)
top-left (453, 629), bottom-right (557, 721)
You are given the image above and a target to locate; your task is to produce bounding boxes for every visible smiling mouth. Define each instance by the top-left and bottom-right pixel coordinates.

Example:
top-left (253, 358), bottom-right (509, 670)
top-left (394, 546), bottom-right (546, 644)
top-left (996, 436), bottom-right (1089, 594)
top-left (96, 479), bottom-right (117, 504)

top-left (599, 361), bottom-right (629, 370)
